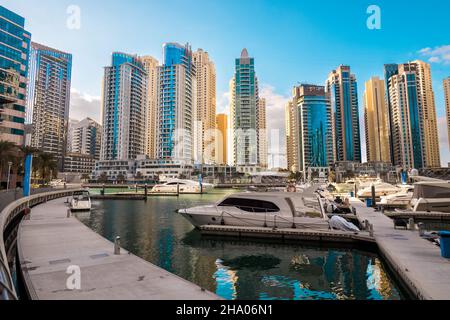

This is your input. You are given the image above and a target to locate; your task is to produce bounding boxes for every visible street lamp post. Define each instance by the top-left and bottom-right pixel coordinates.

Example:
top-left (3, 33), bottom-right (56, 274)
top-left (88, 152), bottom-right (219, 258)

top-left (6, 161), bottom-right (12, 191)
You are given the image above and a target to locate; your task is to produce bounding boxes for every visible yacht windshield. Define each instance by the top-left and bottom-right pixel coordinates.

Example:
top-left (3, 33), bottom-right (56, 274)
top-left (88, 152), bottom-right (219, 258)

top-left (218, 198), bottom-right (280, 213)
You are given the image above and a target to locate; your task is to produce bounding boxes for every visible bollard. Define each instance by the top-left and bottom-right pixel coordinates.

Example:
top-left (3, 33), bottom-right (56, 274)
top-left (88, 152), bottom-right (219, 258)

top-left (409, 218), bottom-right (415, 231)
top-left (418, 223), bottom-right (425, 237)
top-left (369, 224), bottom-right (374, 237)
top-left (114, 236), bottom-right (121, 255)
top-left (67, 209), bottom-right (71, 218)
top-left (371, 185), bottom-right (376, 208)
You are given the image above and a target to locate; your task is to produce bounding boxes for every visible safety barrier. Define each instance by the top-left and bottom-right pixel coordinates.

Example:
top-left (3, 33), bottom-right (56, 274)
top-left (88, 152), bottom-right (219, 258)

top-left (0, 189), bottom-right (81, 300)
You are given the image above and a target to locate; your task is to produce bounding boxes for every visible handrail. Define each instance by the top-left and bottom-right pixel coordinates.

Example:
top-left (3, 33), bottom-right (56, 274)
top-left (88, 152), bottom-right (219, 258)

top-left (0, 188), bottom-right (83, 300)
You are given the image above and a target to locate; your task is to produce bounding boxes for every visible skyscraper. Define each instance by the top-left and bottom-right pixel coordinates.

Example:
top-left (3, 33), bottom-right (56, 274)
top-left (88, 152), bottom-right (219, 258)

top-left (231, 49), bottom-right (263, 168)
top-left (68, 117), bottom-right (102, 159)
top-left (100, 52), bottom-right (147, 161)
top-left (140, 56), bottom-right (159, 159)
top-left (364, 77), bottom-right (391, 163)
top-left (444, 77), bottom-right (450, 149)
top-left (28, 42), bottom-right (72, 170)
top-left (0, 6), bottom-right (31, 146)
top-left (326, 65), bottom-right (361, 163)
top-left (286, 85), bottom-right (333, 174)
top-left (215, 114), bottom-right (228, 165)
top-left (193, 49), bottom-right (216, 164)
top-left (387, 63), bottom-right (424, 169)
top-left (156, 43), bottom-right (196, 161)
top-left (413, 60), bottom-right (440, 168)
top-left (258, 98), bottom-right (268, 168)
top-left (386, 61), bottom-right (441, 169)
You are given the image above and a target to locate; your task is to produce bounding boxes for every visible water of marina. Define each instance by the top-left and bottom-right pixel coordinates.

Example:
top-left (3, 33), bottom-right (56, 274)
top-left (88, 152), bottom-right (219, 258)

top-left (77, 189), bottom-right (404, 300)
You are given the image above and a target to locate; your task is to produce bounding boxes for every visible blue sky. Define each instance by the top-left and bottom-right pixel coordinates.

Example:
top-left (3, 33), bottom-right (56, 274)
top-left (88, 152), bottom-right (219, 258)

top-left (4, 0), bottom-right (450, 166)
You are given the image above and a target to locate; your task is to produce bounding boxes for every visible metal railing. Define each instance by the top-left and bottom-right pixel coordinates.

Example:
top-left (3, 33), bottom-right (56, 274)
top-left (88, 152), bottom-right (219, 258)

top-left (0, 188), bottom-right (82, 300)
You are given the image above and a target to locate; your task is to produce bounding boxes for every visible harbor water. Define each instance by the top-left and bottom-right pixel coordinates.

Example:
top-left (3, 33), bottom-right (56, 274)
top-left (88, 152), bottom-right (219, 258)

top-left (77, 189), bottom-right (404, 300)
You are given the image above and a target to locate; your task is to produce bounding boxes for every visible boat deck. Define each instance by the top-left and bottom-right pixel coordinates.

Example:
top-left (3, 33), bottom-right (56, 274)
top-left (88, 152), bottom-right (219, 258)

top-left (18, 198), bottom-right (220, 300)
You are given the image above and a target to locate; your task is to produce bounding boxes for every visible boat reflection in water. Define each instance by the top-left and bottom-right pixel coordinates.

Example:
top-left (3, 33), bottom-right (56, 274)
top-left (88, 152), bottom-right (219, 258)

top-left (79, 190), bottom-right (404, 300)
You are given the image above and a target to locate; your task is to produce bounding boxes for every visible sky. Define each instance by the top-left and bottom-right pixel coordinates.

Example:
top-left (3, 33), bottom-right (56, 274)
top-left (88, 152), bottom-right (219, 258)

top-left (3, 0), bottom-right (450, 167)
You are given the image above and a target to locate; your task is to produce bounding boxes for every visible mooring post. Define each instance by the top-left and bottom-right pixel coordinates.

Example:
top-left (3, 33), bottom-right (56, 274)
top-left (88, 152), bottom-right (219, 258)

top-left (418, 223), bottom-right (425, 237)
top-left (177, 183), bottom-right (180, 197)
top-left (371, 185), bottom-right (376, 208)
top-left (67, 208), bottom-right (71, 218)
top-left (369, 224), bottom-right (374, 237)
top-left (144, 184), bottom-right (148, 200)
top-left (114, 236), bottom-right (121, 255)
top-left (409, 218), bottom-right (415, 231)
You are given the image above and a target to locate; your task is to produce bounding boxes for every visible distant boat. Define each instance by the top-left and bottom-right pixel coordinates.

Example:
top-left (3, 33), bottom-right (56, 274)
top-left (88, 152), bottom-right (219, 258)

top-left (409, 181), bottom-right (450, 213)
top-left (151, 179), bottom-right (214, 194)
top-left (70, 190), bottom-right (92, 211)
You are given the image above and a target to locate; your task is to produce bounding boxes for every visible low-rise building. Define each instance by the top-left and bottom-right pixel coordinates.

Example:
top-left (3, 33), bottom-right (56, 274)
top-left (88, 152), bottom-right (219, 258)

top-left (63, 153), bottom-right (96, 175)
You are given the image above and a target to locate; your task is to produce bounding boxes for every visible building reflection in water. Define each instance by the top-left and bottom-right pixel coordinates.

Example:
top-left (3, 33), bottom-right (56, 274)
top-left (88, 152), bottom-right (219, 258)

top-left (79, 193), bottom-right (403, 301)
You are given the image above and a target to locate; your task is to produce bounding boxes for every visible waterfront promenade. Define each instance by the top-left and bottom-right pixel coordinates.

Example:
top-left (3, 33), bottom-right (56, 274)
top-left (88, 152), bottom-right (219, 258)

top-left (351, 199), bottom-right (450, 300)
top-left (18, 197), bottom-right (220, 300)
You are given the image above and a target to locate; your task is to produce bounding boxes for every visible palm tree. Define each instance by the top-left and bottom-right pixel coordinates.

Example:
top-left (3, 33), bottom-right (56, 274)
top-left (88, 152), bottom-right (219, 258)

top-left (81, 173), bottom-right (90, 183)
top-left (98, 172), bottom-right (108, 183)
top-left (36, 152), bottom-right (57, 185)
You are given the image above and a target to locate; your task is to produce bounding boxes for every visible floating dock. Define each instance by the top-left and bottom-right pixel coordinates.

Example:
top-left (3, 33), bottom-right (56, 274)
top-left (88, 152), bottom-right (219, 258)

top-left (18, 198), bottom-right (220, 300)
top-left (350, 199), bottom-right (450, 300)
top-left (200, 225), bottom-right (375, 244)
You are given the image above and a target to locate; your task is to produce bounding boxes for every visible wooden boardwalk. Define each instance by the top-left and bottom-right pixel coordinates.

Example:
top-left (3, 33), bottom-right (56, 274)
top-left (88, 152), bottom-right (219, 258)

top-left (351, 199), bottom-right (450, 300)
top-left (18, 198), bottom-right (220, 300)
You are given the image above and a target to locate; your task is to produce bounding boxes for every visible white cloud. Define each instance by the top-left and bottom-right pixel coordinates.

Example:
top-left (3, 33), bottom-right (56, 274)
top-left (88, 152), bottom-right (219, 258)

top-left (438, 116), bottom-right (450, 167)
top-left (418, 45), bottom-right (450, 65)
top-left (260, 85), bottom-right (290, 169)
top-left (217, 91), bottom-right (231, 115)
top-left (70, 88), bottom-right (102, 123)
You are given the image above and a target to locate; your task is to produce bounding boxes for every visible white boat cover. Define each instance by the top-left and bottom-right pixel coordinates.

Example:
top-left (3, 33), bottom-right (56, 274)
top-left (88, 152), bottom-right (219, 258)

top-left (329, 216), bottom-right (360, 232)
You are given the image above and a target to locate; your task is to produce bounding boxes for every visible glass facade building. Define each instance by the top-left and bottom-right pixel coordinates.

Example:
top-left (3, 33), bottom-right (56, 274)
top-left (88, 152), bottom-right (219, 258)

top-left (231, 49), bottom-right (262, 166)
top-left (286, 85), bottom-right (333, 174)
top-left (27, 42), bottom-right (72, 170)
top-left (326, 65), bottom-right (361, 163)
top-left (156, 43), bottom-right (196, 161)
top-left (101, 52), bottom-right (147, 161)
top-left (0, 6), bottom-right (31, 145)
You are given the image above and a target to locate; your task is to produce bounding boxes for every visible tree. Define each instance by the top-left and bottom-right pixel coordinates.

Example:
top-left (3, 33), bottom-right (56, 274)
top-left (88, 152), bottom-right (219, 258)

top-left (81, 173), bottom-right (90, 183)
top-left (36, 152), bottom-right (57, 185)
top-left (98, 172), bottom-right (108, 183)
top-left (135, 172), bottom-right (143, 182)
top-left (0, 140), bottom-right (17, 176)
top-left (117, 173), bottom-right (126, 184)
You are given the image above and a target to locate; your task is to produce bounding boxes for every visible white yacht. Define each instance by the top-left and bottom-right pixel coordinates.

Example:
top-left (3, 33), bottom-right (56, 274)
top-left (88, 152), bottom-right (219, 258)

top-left (70, 190), bottom-right (91, 211)
top-left (409, 181), bottom-right (450, 212)
top-left (380, 186), bottom-right (415, 207)
top-left (357, 183), bottom-right (401, 198)
top-left (178, 192), bottom-right (330, 230)
top-left (151, 179), bottom-right (214, 194)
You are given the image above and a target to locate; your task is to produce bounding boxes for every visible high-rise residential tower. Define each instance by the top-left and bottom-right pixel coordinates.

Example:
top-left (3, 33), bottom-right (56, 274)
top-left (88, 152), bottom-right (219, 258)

top-left (364, 77), bottom-right (391, 163)
top-left (100, 52), bottom-right (147, 161)
top-left (326, 65), bottom-right (361, 163)
top-left (230, 49), bottom-right (263, 167)
top-left (413, 60), bottom-right (440, 168)
top-left (28, 42), bottom-right (72, 170)
top-left (286, 85), bottom-right (334, 174)
top-left (0, 6), bottom-right (31, 146)
top-left (156, 43), bottom-right (196, 161)
top-left (444, 77), bottom-right (450, 149)
top-left (68, 117), bottom-right (102, 159)
top-left (258, 98), bottom-right (268, 168)
top-left (387, 63), bottom-right (424, 169)
top-left (215, 114), bottom-right (228, 165)
top-left (385, 61), bottom-right (441, 169)
top-left (193, 49), bottom-right (216, 164)
top-left (141, 56), bottom-right (159, 159)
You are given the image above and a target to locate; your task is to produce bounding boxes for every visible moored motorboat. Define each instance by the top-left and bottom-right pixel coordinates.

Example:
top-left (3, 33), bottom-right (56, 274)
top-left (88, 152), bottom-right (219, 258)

top-left (70, 190), bottom-right (92, 211)
top-left (179, 192), bottom-right (330, 230)
top-left (151, 179), bottom-right (214, 194)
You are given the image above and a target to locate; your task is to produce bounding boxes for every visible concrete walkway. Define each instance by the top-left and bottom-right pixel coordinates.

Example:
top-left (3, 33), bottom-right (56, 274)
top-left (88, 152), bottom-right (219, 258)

top-left (18, 198), bottom-right (220, 300)
top-left (351, 199), bottom-right (450, 300)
